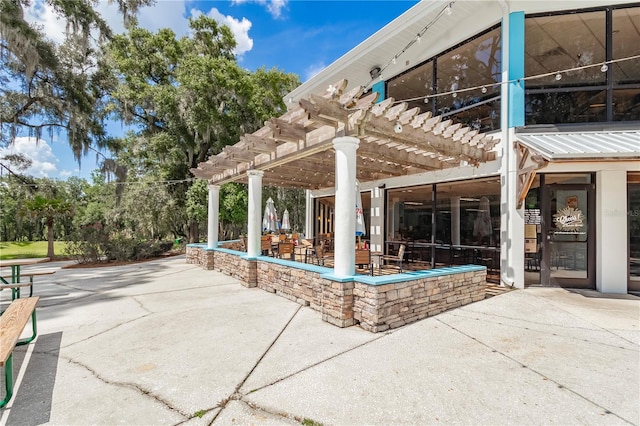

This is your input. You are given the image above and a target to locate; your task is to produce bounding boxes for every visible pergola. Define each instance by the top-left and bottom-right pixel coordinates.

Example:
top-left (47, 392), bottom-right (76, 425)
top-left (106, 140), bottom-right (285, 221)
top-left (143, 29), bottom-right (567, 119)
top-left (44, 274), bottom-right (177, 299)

top-left (191, 80), bottom-right (499, 277)
top-left (191, 79), bottom-right (498, 187)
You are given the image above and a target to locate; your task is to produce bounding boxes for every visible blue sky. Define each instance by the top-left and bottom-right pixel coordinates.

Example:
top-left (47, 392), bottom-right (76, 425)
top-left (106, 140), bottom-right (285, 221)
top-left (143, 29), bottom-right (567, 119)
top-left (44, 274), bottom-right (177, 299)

top-left (3, 0), bottom-right (419, 180)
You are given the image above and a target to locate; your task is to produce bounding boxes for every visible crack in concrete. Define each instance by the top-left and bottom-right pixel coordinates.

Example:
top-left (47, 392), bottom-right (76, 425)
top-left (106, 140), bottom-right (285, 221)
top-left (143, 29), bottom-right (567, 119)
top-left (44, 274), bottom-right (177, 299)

top-left (208, 305), bottom-right (303, 424)
top-left (63, 356), bottom-right (192, 420)
top-left (56, 313), bottom-right (153, 351)
top-left (246, 331), bottom-right (389, 395)
top-left (436, 317), bottom-right (637, 425)
top-left (447, 311), bottom-right (639, 351)
top-left (205, 306), bottom-right (391, 425)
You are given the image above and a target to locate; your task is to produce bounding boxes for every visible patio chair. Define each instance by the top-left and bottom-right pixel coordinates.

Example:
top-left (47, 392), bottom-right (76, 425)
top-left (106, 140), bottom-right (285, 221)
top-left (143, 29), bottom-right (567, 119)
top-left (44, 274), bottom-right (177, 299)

top-left (278, 242), bottom-right (294, 260)
top-left (260, 236), bottom-right (272, 256)
top-left (380, 244), bottom-right (406, 272)
top-left (355, 249), bottom-right (373, 275)
top-left (310, 240), bottom-right (331, 266)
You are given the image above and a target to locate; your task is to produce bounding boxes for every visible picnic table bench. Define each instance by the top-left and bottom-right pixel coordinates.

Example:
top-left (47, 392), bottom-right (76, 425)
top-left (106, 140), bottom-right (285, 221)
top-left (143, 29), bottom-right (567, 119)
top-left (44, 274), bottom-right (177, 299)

top-left (1, 269), bottom-right (56, 300)
top-left (0, 297), bottom-right (39, 408)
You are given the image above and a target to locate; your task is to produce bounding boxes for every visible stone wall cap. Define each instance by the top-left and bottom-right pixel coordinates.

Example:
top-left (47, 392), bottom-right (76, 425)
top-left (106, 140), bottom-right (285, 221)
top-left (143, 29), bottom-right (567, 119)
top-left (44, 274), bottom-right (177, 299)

top-left (355, 265), bottom-right (486, 286)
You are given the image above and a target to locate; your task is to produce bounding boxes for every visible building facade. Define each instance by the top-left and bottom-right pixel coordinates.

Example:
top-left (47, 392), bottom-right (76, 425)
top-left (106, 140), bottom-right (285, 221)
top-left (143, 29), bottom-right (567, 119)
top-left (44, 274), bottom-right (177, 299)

top-left (290, 1), bottom-right (640, 293)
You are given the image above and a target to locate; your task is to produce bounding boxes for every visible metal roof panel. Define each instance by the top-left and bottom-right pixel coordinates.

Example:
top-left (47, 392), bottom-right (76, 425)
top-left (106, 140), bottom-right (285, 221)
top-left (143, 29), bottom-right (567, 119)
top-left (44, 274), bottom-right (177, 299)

top-left (517, 131), bottom-right (640, 160)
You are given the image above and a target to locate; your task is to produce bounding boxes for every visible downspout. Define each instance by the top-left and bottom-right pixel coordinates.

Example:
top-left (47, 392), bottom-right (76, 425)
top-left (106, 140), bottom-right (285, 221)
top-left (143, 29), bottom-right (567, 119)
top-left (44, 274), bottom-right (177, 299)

top-left (498, 0), bottom-right (515, 287)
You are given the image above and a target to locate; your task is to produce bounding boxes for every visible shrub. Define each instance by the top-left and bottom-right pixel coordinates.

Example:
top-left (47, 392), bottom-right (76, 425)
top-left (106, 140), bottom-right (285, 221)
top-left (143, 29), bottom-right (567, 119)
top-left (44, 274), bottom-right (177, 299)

top-left (65, 223), bottom-right (174, 263)
top-left (64, 222), bottom-right (109, 264)
top-left (134, 240), bottom-right (173, 260)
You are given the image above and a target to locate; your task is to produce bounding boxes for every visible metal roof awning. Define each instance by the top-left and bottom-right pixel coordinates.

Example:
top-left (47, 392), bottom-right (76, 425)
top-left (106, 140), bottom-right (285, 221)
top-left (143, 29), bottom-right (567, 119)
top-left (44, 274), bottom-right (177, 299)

top-left (516, 131), bottom-right (640, 161)
top-left (191, 80), bottom-right (499, 189)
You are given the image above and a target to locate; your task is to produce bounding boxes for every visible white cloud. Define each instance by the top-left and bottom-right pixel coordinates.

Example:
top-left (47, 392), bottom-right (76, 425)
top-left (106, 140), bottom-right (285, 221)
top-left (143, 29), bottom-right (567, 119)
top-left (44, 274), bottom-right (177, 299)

top-left (96, 0), bottom-right (191, 37)
top-left (24, 0), bottom-right (253, 57)
top-left (197, 8), bottom-right (254, 56)
top-left (59, 170), bottom-right (73, 178)
top-left (23, 0), bottom-right (192, 44)
top-left (0, 137), bottom-right (58, 178)
top-left (304, 62), bottom-right (326, 81)
top-left (23, 0), bottom-right (66, 44)
top-left (232, 0), bottom-right (288, 19)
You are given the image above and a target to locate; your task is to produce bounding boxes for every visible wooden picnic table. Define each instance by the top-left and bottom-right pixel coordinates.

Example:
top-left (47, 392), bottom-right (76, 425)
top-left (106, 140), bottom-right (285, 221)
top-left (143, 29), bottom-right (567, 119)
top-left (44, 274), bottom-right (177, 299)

top-left (0, 258), bottom-right (49, 284)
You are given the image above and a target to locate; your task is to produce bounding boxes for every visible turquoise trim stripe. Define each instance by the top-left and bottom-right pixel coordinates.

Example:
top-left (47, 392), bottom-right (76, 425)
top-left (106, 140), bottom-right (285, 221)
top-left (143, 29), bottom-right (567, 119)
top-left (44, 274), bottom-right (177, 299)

top-left (507, 11), bottom-right (525, 128)
top-left (372, 81), bottom-right (385, 103)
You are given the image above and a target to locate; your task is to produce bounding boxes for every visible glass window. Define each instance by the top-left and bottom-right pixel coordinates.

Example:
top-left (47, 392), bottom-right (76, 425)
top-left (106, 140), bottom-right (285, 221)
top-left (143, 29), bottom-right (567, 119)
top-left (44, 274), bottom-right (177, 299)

top-left (436, 179), bottom-right (501, 247)
top-left (387, 61), bottom-right (434, 112)
top-left (525, 90), bottom-right (606, 124)
top-left (613, 7), bottom-right (640, 85)
top-left (526, 11), bottom-right (606, 89)
top-left (386, 186), bottom-right (433, 242)
top-left (613, 88), bottom-right (640, 121)
top-left (386, 26), bottom-right (501, 133)
top-left (387, 179), bottom-right (501, 246)
top-left (440, 91), bottom-right (500, 132)
top-left (436, 26), bottom-right (502, 120)
top-left (629, 179), bottom-right (640, 284)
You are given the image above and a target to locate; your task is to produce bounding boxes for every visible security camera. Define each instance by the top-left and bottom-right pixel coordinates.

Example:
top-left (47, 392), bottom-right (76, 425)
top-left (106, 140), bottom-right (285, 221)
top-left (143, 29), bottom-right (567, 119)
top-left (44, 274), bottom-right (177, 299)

top-left (369, 66), bottom-right (382, 80)
top-left (394, 123), bottom-right (403, 134)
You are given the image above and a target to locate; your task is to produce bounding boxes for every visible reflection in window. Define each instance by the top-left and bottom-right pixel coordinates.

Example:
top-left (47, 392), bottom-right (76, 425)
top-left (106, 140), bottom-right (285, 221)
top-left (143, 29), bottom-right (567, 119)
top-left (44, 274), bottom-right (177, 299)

top-left (524, 6), bottom-right (640, 124)
top-left (613, 89), bottom-right (640, 121)
top-left (525, 91), bottom-right (606, 124)
top-left (436, 26), bottom-right (502, 113)
top-left (386, 26), bottom-right (501, 134)
top-left (613, 8), bottom-right (640, 85)
top-left (525, 11), bottom-right (605, 89)
top-left (387, 61), bottom-right (434, 112)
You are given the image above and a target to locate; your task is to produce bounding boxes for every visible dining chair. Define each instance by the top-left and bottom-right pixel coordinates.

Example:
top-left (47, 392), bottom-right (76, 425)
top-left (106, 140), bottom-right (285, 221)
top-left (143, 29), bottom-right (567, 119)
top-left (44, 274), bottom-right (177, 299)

top-left (310, 240), bottom-right (331, 266)
top-left (380, 244), bottom-right (406, 272)
top-left (277, 242), bottom-right (294, 260)
top-left (260, 236), bottom-right (272, 256)
top-left (355, 249), bottom-right (373, 275)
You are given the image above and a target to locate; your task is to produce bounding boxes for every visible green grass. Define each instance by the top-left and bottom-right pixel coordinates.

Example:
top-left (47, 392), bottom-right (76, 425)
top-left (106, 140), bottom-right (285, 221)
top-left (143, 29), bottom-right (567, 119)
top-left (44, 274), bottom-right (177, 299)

top-left (0, 241), bottom-right (69, 260)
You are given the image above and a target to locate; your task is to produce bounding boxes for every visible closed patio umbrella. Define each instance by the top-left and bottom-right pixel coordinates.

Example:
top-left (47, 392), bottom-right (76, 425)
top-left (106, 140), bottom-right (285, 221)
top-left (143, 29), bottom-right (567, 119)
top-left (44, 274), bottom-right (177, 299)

top-left (263, 197), bottom-right (279, 233)
top-left (356, 181), bottom-right (366, 248)
top-left (281, 209), bottom-right (291, 231)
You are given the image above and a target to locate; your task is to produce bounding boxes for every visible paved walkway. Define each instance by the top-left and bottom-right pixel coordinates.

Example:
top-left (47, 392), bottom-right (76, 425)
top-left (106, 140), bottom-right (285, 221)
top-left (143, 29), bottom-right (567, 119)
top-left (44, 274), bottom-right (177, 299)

top-left (1, 256), bottom-right (638, 425)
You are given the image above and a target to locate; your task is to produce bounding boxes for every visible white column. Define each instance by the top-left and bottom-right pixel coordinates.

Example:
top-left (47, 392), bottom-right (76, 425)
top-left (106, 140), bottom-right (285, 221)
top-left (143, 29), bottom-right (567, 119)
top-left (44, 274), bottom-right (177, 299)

top-left (247, 170), bottom-right (264, 258)
top-left (370, 186), bottom-right (385, 253)
top-left (596, 170), bottom-right (627, 293)
top-left (451, 196), bottom-right (461, 245)
top-left (207, 184), bottom-right (220, 249)
top-left (305, 189), bottom-right (313, 239)
top-left (333, 136), bottom-right (359, 277)
top-left (499, 8), bottom-right (525, 289)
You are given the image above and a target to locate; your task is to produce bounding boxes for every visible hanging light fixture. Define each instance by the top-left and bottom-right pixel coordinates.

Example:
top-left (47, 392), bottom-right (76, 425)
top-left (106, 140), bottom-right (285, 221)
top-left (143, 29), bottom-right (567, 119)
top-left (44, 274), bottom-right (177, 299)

top-left (481, 86), bottom-right (487, 94)
top-left (555, 72), bottom-right (562, 81)
top-left (600, 63), bottom-right (609, 72)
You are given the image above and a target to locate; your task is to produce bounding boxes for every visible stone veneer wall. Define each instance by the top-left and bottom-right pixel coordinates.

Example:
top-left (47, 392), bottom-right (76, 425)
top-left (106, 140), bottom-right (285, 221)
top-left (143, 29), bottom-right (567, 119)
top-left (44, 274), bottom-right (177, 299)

top-left (186, 244), bottom-right (485, 331)
top-left (185, 245), bottom-right (200, 264)
top-left (256, 261), bottom-right (355, 327)
top-left (353, 270), bottom-right (486, 332)
top-left (214, 250), bottom-right (256, 287)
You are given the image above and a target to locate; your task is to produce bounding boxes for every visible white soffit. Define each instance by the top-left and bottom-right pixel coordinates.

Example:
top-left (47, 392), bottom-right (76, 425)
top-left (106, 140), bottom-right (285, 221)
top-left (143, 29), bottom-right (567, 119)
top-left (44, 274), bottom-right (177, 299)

top-left (516, 132), bottom-right (640, 160)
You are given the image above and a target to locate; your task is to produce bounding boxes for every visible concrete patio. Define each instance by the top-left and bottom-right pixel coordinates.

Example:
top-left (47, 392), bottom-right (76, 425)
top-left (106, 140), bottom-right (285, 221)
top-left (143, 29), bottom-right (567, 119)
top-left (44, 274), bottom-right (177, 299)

top-left (1, 256), bottom-right (638, 425)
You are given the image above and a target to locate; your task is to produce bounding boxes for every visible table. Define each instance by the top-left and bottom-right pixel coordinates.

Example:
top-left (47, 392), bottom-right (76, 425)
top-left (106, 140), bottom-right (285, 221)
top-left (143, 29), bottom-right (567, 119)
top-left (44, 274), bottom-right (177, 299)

top-left (0, 258), bottom-right (49, 284)
top-left (370, 252), bottom-right (384, 275)
top-left (294, 245), bottom-right (313, 263)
